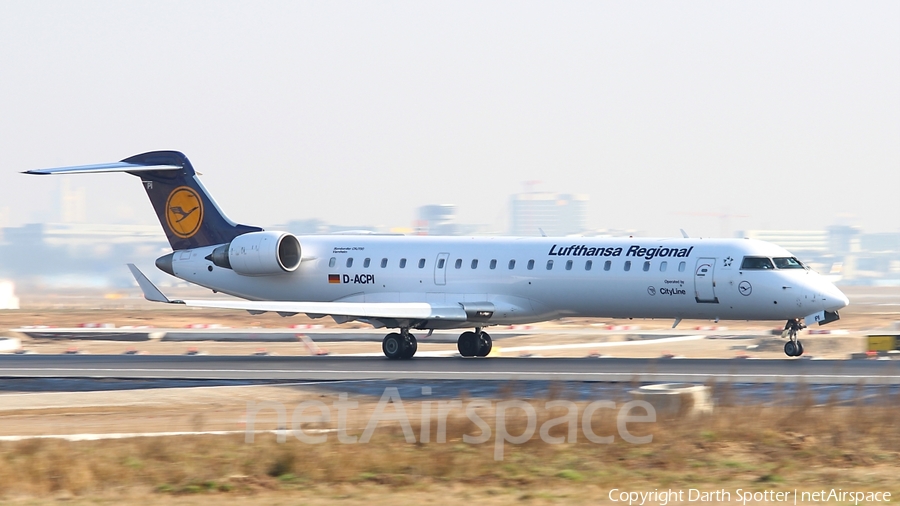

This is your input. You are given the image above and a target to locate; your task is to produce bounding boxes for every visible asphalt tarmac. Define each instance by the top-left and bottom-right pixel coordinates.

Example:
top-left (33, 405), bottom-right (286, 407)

top-left (1, 355), bottom-right (899, 384)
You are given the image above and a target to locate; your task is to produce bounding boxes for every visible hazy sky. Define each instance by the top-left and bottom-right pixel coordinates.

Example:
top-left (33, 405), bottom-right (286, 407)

top-left (1, 1), bottom-right (897, 238)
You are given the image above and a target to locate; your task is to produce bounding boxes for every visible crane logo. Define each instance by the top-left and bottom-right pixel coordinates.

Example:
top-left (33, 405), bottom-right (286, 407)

top-left (165, 186), bottom-right (204, 239)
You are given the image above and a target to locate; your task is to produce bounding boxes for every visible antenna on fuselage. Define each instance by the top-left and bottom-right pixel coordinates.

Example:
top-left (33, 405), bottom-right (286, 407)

top-left (680, 229), bottom-right (689, 238)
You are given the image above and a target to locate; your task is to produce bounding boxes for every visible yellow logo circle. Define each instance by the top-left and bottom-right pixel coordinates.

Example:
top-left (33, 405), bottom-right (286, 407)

top-left (165, 186), bottom-right (204, 239)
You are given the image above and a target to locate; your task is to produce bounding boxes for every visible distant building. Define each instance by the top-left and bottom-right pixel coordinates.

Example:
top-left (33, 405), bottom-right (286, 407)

top-left (60, 180), bottom-right (87, 223)
top-left (740, 226), bottom-right (900, 285)
top-left (741, 230), bottom-right (831, 254)
top-left (1, 222), bottom-right (165, 249)
top-left (415, 205), bottom-right (457, 236)
top-left (0, 222), bottom-right (169, 288)
top-left (510, 193), bottom-right (588, 236)
top-left (861, 233), bottom-right (900, 254)
top-left (0, 280), bottom-right (18, 310)
top-left (0, 207), bottom-right (9, 241)
top-left (826, 225), bottom-right (862, 257)
top-left (283, 219), bottom-right (329, 235)
top-left (282, 219), bottom-right (379, 235)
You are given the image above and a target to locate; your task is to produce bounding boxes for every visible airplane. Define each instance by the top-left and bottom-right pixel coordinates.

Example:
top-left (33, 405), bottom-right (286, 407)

top-left (25, 150), bottom-right (849, 359)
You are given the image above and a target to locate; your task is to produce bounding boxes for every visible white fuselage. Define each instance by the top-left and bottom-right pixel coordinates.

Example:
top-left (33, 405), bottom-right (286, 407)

top-left (165, 235), bottom-right (849, 329)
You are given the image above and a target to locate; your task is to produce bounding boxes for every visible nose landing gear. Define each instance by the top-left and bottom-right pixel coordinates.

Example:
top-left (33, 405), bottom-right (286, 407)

top-left (458, 328), bottom-right (492, 357)
top-left (382, 328), bottom-right (418, 360)
top-left (782, 319), bottom-right (805, 357)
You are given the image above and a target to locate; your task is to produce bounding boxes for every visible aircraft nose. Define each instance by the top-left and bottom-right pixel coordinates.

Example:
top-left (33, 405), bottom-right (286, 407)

top-left (820, 283), bottom-right (849, 311)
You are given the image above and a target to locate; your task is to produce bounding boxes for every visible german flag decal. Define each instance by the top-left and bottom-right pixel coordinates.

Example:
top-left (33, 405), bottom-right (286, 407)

top-left (328, 274), bottom-right (340, 284)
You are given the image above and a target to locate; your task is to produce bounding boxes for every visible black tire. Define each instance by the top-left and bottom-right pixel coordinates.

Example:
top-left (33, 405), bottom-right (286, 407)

top-left (401, 334), bottom-right (418, 359)
top-left (383, 333), bottom-right (406, 359)
top-left (796, 341), bottom-right (804, 356)
top-left (476, 332), bottom-right (492, 357)
top-left (457, 331), bottom-right (477, 357)
top-left (784, 341), bottom-right (797, 357)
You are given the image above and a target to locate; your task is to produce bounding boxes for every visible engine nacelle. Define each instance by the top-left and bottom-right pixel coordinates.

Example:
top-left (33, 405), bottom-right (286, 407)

top-left (208, 231), bottom-right (301, 276)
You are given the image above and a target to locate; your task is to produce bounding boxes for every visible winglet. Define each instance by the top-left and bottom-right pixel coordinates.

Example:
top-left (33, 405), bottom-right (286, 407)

top-left (127, 264), bottom-right (178, 303)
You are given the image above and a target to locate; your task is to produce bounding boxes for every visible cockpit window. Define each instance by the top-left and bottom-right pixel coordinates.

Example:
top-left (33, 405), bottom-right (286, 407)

top-left (740, 256), bottom-right (775, 270)
top-left (773, 257), bottom-right (805, 269)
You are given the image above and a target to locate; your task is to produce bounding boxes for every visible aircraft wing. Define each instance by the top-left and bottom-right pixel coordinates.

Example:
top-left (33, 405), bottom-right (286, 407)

top-left (127, 264), bottom-right (468, 321)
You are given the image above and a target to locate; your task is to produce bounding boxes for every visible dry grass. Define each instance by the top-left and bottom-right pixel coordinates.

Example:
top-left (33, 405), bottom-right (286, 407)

top-left (2, 385), bottom-right (900, 502)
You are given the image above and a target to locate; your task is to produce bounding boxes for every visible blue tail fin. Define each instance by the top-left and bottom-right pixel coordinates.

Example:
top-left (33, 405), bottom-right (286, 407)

top-left (121, 151), bottom-right (262, 250)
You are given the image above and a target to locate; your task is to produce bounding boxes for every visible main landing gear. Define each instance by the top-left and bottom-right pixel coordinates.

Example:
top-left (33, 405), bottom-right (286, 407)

top-left (457, 328), bottom-right (492, 357)
top-left (782, 318), bottom-right (805, 357)
top-left (382, 329), bottom-right (418, 360)
top-left (380, 327), bottom-right (493, 359)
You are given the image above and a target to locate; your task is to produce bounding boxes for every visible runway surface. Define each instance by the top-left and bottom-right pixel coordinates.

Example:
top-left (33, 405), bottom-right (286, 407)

top-left (2, 355), bottom-right (899, 384)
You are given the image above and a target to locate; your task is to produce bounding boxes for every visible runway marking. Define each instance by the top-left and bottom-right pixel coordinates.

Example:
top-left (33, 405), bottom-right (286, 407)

top-left (0, 429), bottom-right (335, 442)
top-left (2, 367), bottom-right (900, 383)
top-left (499, 334), bottom-right (705, 352)
top-left (0, 379), bottom-right (376, 399)
top-left (341, 351), bottom-right (458, 357)
top-left (339, 335), bottom-right (707, 357)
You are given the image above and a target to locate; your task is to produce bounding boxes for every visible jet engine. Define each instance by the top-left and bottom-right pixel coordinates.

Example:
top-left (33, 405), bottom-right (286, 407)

top-left (207, 231), bottom-right (301, 276)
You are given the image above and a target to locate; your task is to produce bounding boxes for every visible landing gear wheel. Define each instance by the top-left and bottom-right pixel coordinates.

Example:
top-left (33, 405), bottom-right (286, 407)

top-left (784, 341), bottom-right (797, 357)
top-left (382, 333), bottom-right (406, 360)
top-left (782, 318), bottom-right (806, 357)
top-left (401, 334), bottom-right (418, 359)
top-left (457, 331), bottom-right (478, 357)
top-left (476, 332), bottom-right (492, 357)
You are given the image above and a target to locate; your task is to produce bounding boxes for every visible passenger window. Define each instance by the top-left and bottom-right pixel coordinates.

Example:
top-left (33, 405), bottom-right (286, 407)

top-left (659, 261), bottom-right (667, 272)
top-left (490, 259), bottom-right (497, 270)
top-left (678, 261), bottom-right (685, 272)
top-left (773, 257), bottom-right (805, 269)
top-left (565, 260), bottom-right (573, 270)
top-left (455, 259), bottom-right (462, 269)
top-left (527, 260), bottom-right (535, 270)
top-left (381, 258), bottom-right (388, 268)
top-left (328, 257), bottom-right (336, 268)
top-left (604, 260), bottom-right (611, 271)
top-left (508, 260), bottom-right (516, 270)
top-left (471, 259), bottom-right (478, 269)
top-left (585, 260), bottom-right (592, 271)
top-left (546, 260), bottom-right (554, 270)
top-left (364, 258), bottom-right (371, 268)
top-left (624, 261), bottom-right (631, 272)
top-left (643, 261), bottom-right (650, 272)
top-left (438, 258), bottom-right (445, 269)
top-left (346, 258), bottom-right (353, 268)
top-left (418, 258), bottom-right (426, 269)
top-left (741, 257), bottom-right (775, 270)
top-left (399, 258), bottom-right (407, 268)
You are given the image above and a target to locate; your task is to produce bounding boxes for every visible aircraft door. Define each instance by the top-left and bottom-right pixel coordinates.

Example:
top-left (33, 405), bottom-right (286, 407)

top-left (694, 257), bottom-right (719, 303)
top-left (434, 252), bottom-right (450, 285)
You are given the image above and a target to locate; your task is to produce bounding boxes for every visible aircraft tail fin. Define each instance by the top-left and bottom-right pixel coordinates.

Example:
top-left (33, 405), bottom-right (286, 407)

top-left (25, 151), bottom-right (262, 250)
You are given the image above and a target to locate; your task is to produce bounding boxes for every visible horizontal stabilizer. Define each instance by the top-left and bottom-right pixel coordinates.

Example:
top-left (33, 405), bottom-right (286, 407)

top-left (127, 264), bottom-right (177, 303)
top-left (23, 162), bottom-right (181, 175)
top-left (126, 264), bottom-right (468, 321)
